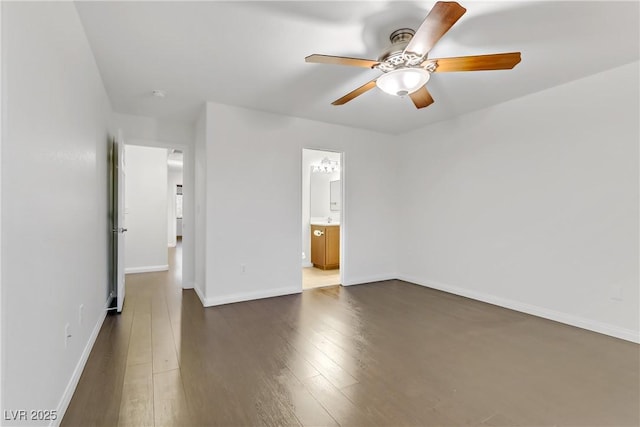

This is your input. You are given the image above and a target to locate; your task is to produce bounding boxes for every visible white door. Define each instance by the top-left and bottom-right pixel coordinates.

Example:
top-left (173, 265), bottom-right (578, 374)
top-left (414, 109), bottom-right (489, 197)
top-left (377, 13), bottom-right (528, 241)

top-left (115, 131), bottom-right (127, 312)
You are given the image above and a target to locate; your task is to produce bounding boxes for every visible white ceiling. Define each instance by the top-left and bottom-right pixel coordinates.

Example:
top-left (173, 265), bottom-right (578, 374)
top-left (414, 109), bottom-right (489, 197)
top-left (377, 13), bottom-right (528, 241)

top-left (75, 1), bottom-right (639, 134)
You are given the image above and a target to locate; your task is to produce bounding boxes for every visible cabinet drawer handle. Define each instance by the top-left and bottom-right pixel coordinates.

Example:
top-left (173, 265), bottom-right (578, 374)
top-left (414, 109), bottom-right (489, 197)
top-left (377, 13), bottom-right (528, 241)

top-left (313, 230), bottom-right (324, 237)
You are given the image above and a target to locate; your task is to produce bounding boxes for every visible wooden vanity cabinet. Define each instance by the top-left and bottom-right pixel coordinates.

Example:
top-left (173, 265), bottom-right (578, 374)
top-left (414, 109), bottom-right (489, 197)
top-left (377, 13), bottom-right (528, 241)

top-left (311, 225), bottom-right (340, 270)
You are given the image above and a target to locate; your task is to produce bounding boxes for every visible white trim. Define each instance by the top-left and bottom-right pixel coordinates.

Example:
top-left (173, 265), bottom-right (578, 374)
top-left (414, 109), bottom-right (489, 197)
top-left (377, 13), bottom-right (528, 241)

top-left (193, 283), bottom-right (206, 306)
top-left (125, 265), bottom-right (169, 274)
top-left (200, 286), bottom-right (301, 308)
top-left (182, 280), bottom-right (194, 290)
top-left (342, 274), bottom-right (397, 287)
top-left (0, 2), bottom-right (4, 418)
top-left (167, 243), bottom-right (176, 248)
top-left (52, 305), bottom-right (108, 427)
top-left (339, 151), bottom-right (346, 294)
top-left (301, 261), bottom-right (313, 268)
top-left (398, 274), bottom-right (640, 344)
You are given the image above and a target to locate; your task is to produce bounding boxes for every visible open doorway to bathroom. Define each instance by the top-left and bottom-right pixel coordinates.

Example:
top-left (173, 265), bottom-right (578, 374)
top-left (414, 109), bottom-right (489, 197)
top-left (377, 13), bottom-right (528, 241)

top-left (302, 149), bottom-right (342, 289)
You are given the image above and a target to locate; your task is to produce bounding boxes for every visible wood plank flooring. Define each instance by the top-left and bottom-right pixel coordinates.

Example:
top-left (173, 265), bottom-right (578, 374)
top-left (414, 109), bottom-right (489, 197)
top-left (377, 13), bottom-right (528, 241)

top-left (63, 246), bottom-right (639, 426)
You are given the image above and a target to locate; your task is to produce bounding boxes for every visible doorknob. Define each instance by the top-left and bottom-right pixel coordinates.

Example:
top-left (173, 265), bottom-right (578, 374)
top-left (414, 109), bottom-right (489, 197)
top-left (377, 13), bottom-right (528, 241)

top-left (112, 227), bottom-right (128, 233)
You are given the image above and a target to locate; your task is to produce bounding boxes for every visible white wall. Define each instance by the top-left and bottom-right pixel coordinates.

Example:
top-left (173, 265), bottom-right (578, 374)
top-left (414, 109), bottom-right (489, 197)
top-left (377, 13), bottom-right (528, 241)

top-left (397, 61), bottom-right (640, 342)
top-left (199, 102), bottom-right (397, 305)
top-left (113, 113), bottom-right (194, 147)
top-left (1, 1), bottom-right (112, 421)
top-left (124, 145), bottom-right (168, 273)
top-left (194, 108), bottom-right (207, 299)
top-left (112, 113), bottom-right (196, 288)
top-left (167, 167), bottom-right (183, 246)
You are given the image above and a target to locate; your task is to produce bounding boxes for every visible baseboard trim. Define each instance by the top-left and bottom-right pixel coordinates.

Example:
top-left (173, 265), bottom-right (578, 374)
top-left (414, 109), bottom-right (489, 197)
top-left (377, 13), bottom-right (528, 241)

top-left (125, 264), bottom-right (169, 274)
top-left (201, 286), bottom-right (301, 307)
top-left (301, 261), bottom-right (313, 268)
top-left (53, 303), bottom-right (108, 426)
top-left (342, 274), bottom-right (397, 287)
top-left (176, 272), bottom-right (640, 343)
top-left (398, 274), bottom-right (640, 344)
top-left (193, 283), bottom-right (206, 306)
top-left (181, 280), bottom-right (194, 290)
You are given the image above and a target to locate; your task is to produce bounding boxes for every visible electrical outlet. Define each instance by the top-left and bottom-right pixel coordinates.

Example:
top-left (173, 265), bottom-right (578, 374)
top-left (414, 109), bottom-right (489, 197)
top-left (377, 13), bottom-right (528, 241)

top-left (79, 304), bottom-right (84, 325)
top-left (65, 323), bottom-right (71, 348)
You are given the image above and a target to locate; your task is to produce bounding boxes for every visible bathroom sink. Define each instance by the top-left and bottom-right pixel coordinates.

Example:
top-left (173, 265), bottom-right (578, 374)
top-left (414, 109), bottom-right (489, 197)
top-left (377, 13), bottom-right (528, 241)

top-left (311, 221), bottom-right (340, 226)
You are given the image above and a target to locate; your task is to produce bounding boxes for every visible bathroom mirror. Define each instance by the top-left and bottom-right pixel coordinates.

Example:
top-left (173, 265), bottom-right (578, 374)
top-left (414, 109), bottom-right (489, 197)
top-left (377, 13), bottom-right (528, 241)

top-left (330, 180), bottom-right (341, 211)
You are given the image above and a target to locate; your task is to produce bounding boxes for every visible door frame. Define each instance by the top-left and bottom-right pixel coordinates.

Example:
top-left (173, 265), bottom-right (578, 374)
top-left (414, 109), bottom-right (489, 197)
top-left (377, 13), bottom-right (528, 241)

top-left (0, 2), bottom-right (4, 411)
top-left (122, 137), bottom-right (195, 290)
top-left (115, 131), bottom-right (126, 312)
top-left (301, 148), bottom-right (346, 289)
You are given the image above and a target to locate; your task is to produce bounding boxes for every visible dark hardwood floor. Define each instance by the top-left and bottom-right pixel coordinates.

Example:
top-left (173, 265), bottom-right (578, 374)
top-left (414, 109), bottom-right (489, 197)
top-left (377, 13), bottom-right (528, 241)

top-left (62, 245), bottom-right (639, 426)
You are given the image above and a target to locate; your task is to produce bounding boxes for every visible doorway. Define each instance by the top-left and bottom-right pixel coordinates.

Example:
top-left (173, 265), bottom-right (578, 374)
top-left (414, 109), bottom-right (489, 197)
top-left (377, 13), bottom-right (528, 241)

top-left (118, 144), bottom-right (188, 306)
top-left (167, 149), bottom-right (184, 284)
top-left (302, 149), bottom-right (343, 289)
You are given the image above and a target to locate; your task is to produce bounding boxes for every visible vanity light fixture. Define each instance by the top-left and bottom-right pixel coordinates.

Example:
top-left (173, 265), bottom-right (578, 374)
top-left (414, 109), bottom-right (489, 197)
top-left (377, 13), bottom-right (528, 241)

top-left (311, 157), bottom-right (339, 174)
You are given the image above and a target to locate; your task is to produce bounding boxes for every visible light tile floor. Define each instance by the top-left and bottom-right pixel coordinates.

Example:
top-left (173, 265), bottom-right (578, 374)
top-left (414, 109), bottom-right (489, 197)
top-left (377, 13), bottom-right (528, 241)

top-left (302, 267), bottom-right (340, 289)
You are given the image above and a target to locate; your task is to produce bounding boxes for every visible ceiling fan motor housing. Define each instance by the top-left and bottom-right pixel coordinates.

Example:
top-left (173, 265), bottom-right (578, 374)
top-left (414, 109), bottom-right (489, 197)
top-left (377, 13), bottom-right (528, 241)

top-left (376, 28), bottom-right (431, 73)
top-left (378, 28), bottom-right (414, 61)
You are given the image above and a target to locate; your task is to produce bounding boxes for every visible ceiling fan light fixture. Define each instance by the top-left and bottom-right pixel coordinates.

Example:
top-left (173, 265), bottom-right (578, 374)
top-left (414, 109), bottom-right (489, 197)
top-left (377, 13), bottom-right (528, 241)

top-left (376, 68), bottom-right (430, 97)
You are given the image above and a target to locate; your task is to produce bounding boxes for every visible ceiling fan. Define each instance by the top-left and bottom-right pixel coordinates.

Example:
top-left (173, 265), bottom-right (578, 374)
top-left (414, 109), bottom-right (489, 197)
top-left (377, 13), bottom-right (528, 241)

top-left (305, 1), bottom-right (521, 109)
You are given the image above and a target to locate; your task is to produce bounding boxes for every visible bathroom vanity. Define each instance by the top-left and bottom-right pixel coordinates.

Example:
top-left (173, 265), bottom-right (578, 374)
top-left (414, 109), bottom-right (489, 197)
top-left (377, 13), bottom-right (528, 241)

top-left (311, 224), bottom-right (340, 270)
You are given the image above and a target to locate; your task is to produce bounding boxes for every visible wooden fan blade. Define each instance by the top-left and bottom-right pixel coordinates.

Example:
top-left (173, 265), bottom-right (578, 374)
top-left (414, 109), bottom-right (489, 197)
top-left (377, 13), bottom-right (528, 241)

top-left (404, 1), bottom-right (466, 57)
top-left (409, 86), bottom-right (435, 109)
top-left (332, 79), bottom-right (377, 106)
top-left (428, 52), bottom-right (522, 72)
top-left (306, 54), bottom-right (379, 69)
